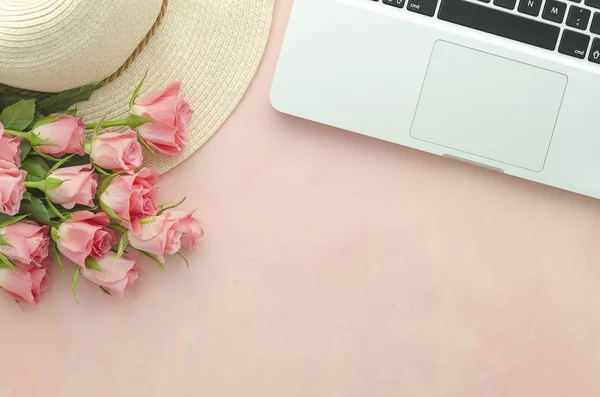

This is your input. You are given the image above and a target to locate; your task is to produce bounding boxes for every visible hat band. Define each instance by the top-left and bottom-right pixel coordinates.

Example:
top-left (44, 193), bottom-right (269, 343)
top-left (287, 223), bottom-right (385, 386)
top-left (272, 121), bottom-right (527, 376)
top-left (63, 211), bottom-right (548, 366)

top-left (0, 0), bottom-right (169, 99)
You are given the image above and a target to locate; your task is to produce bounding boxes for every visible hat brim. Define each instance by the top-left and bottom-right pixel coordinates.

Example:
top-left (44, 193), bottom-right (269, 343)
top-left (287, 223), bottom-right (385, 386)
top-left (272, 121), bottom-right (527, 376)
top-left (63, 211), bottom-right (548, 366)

top-left (76, 0), bottom-right (274, 174)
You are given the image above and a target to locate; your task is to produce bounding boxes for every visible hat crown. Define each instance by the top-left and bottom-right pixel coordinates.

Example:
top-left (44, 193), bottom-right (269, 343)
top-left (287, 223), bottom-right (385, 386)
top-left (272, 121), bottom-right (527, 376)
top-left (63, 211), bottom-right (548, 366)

top-left (0, 0), bottom-right (163, 92)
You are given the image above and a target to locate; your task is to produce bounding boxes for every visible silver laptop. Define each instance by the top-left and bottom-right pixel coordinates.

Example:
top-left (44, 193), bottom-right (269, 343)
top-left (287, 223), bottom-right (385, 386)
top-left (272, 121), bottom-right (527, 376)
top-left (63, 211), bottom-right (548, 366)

top-left (271, 0), bottom-right (600, 199)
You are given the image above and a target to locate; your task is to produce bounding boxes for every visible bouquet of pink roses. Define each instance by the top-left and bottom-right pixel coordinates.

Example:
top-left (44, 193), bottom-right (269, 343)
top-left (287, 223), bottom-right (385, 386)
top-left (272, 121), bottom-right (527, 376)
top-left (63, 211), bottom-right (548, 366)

top-left (0, 78), bottom-right (202, 307)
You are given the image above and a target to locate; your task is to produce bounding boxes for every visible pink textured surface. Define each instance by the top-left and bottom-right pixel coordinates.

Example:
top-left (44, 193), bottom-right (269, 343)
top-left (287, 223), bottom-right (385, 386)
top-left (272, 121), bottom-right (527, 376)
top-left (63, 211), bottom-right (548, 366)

top-left (3, 1), bottom-right (600, 396)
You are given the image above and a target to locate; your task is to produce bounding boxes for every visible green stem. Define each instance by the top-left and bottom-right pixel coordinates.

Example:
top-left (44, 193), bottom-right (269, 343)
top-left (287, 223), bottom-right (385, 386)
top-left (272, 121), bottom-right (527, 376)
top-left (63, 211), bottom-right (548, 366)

top-left (85, 114), bottom-right (152, 130)
top-left (23, 180), bottom-right (46, 191)
top-left (85, 119), bottom-right (130, 130)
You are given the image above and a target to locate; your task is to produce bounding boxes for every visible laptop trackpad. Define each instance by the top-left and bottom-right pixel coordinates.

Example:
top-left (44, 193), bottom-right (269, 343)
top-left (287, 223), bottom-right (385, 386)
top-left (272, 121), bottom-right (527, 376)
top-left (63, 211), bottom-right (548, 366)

top-left (410, 41), bottom-right (567, 172)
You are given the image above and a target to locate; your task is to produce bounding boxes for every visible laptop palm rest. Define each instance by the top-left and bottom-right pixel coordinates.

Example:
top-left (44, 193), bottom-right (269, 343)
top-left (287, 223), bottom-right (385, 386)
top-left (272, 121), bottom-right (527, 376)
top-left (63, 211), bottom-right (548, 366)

top-left (410, 41), bottom-right (567, 172)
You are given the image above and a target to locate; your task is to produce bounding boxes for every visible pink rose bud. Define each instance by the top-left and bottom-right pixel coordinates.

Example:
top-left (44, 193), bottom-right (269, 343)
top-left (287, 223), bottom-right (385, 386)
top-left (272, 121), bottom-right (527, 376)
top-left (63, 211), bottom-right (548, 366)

top-left (0, 222), bottom-right (50, 269)
top-left (0, 266), bottom-right (50, 307)
top-left (55, 211), bottom-right (116, 267)
top-left (99, 168), bottom-right (158, 230)
top-left (90, 129), bottom-right (143, 172)
top-left (81, 252), bottom-right (138, 298)
top-left (0, 160), bottom-right (26, 216)
top-left (0, 122), bottom-right (22, 167)
top-left (46, 164), bottom-right (98, 209)
top-left (128, 213), bottom-right (182, 263)
top-left (33, 114), bottom-right (85, 157)
top-left (132, 80), bottom-right (193, 156)
top-left (167, 210), bottom-right (203, 250)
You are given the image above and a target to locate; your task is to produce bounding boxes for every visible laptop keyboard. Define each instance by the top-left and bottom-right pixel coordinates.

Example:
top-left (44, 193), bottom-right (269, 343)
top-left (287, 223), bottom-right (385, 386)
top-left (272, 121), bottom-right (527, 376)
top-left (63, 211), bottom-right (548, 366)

top-left (376, 0), bottom-right (600, 65)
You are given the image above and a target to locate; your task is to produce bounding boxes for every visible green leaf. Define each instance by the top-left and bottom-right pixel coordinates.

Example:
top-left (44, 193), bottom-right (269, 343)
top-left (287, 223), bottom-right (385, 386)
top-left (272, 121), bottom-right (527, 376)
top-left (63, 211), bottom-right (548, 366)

top-left (0, 99), bottom-right (36, 130)
top-left (99, 200), bottom-right (123, 223)
top-left (176, 252), bottom-right (190, 268)
top-left (37, 83), bottom-right (102, 114)
top-left (22, 157), bottom-right (49, 182)
top-left (48, 154), bottom-right (75, 174)
top-left (157, 197), bottom-right (186, 216)
top-left (0, 253), bottom-right (17, 273)
top-left (51, 240), bottom-right (64, 276)
top-left (139, 250), bottom-right (165, 271)
top-left (63, 108), bottom-right (78, 116)
top-left (19, 194), bottom-right (52, 225)
top-left (0, 215), bottom-right (28, 229)
top-left (26, 111), bottom-right (46, 131)
top-left (0, 93), bottom-right (27, 112)
top-left (99, 286), bottom-right (112, 296)
top-left (71, 267), bottom-right (80, 303)
top-left (31, 114), bottom-right (62, 131)
top-left (116, 232), bottom-right (128, 258)
top-left (62, 153), bottom-right (90, 167)
top-left (129, 69), bottom-right (148, 109)
top-left (45, 178), bottom-right (65, 191)
top-left (19, 140), bottom-right (31, 162)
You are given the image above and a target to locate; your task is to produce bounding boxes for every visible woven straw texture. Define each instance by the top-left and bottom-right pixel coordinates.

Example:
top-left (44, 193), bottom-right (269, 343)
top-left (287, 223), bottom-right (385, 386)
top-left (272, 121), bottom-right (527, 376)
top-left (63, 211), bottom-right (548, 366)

top-left (0, 0), bottom-right (274, 173)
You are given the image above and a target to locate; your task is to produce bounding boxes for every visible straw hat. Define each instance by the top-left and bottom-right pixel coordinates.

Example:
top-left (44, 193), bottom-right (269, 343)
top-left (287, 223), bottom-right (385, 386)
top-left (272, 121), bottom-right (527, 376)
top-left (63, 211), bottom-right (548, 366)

top-left (0, 0), bottom-right (274, 173)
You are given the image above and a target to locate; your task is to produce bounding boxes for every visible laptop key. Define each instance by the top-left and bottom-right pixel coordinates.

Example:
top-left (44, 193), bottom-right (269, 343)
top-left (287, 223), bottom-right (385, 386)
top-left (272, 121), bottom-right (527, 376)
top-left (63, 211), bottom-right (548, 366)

top-left (542, 0), bottom-right (567, 23)
top-left (383, 0), bottom-right (406, 8)
top-left (518, 0), bottom-right (543, 16)
top-left (494, 0), bottom-right (517, 9)
top-left (590, 38), bottom-right (600, 64)
top-left (559, 29), bottom-right (590, 58)
top-left (585, 0), bottom-right (600, 9)
top-left (592, 12), bottom-right (600, 33)
top-left (438, 0), bottom-right (561, 50)
top-left (407, 0), bottom-right (438, 16)
top-left (567, 6), bottom-right (591, 29)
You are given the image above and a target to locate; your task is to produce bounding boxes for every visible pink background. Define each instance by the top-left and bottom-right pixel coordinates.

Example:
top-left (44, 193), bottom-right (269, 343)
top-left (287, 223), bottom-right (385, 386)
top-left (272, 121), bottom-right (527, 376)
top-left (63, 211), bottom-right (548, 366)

top-left (3, 1), bottom-right (600, 396)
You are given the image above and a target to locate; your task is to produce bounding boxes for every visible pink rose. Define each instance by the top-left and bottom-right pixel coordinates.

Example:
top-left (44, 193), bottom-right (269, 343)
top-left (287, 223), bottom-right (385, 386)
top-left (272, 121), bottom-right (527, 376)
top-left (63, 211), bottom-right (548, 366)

top-left (132, 80), bottom-right (193, 156)
top-left (55, 211), bottom-right (116, 267)
top-left (128, 213), bottom-right (182, 262)
top-left (47, 164), bottom-right (98, 209)
top-left (33, 114), bottom-right (85, 157)
top-left (0, 266), bottom-right (50, 307)
top-left (168, 210), bottom-right (203, 250)
top-left (81, 252), bottom-right (138, 298)
top-left (99, 168), bottom-right (158, 230)
top-left (90, 129), bottom-right (143, 172)
top-left (0, 123), bottom-right (22, 167)
top-left (0, 160), bottom-right (26, 216)
top-left (0, 222), bottom-right (50, 269)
